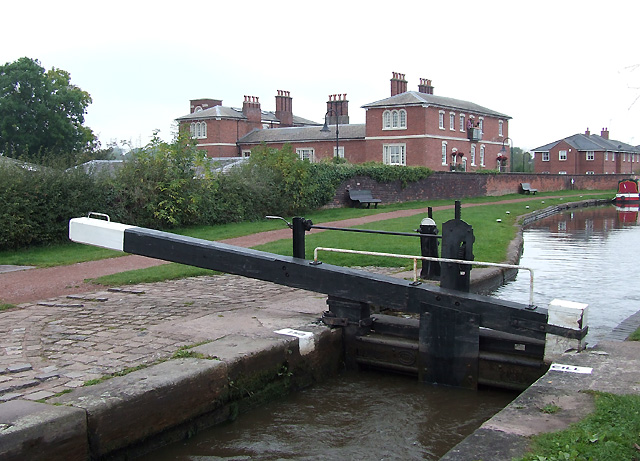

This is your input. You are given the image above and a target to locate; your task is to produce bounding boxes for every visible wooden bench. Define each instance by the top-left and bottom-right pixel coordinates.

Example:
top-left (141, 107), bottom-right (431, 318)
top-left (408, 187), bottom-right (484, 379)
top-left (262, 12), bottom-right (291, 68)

top-left (520, 183), bottom-right (538, 195)
top-left (348, 189), bottom-right (381, 208)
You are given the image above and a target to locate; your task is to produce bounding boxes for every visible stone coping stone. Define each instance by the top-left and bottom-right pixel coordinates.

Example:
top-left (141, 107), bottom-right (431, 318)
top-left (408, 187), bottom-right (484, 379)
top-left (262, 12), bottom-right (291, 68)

top-left (0, 399), bottom-right (88, 461)
top-left (46, 325), bottom-right (340, 459)
top-left (442, 340), bottom-right (640, 460)
top-left (50, 357), bottom-right (228, 458)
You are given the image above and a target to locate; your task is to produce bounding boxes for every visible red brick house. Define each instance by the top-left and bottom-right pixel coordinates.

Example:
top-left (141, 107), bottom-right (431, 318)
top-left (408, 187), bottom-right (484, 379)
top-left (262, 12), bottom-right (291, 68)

top-left (175, 92), bottom-right (319, 157)
top-left (177, 72), bottom-right (512, 171)
top-left (531, 128), bottom-right (640, 175)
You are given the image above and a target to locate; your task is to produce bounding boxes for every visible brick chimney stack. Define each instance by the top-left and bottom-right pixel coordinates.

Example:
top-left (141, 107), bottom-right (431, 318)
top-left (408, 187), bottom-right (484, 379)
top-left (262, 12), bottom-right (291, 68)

top-left (418, 78), bottom-right (434, 95)
top-left (275, 90), bottom-right (293, 127)
top-left (390, 72), bottom-right (408, 96)
top-left (601, 127), bottom-right (609, 139)
top-left (326, 93), bottom-right (349, 125)
top-left (585, 127), bottom-right (590, 136)
top-left (190, 98), bottom-right (222, 113)
top-left (242, 96), bottom-right (261, 125)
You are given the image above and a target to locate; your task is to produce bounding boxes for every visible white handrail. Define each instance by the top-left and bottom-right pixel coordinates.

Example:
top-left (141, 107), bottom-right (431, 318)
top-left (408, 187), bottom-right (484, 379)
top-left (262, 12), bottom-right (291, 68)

top-left (313, 247), bottom-right (535, 307)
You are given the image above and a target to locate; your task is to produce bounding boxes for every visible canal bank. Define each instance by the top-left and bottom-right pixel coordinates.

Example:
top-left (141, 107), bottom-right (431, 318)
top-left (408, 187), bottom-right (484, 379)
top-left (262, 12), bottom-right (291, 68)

top-left (0, 197), bottom-right (630, 460)
top-left (442, 198), bottom-right (640, 460)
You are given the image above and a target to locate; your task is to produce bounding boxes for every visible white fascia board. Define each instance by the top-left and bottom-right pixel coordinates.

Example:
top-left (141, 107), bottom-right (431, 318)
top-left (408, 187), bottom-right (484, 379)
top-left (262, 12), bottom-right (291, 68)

top-left (69, 217), bottom-right (136, 251)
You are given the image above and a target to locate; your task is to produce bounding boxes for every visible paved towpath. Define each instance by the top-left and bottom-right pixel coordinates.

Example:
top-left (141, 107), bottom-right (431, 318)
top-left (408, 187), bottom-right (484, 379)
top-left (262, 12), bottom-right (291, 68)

top-left (0, 195), bottom-right (580, 305)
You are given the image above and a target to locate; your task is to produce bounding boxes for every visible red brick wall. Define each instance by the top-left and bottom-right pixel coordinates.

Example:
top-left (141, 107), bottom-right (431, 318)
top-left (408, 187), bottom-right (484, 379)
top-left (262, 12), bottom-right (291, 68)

top-left (328, 172), bottom-right (624, 208)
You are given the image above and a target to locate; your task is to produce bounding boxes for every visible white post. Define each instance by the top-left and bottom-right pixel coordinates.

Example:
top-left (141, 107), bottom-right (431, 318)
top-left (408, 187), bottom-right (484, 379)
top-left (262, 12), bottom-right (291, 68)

top-left (544, 299), bottom-right (589, 362)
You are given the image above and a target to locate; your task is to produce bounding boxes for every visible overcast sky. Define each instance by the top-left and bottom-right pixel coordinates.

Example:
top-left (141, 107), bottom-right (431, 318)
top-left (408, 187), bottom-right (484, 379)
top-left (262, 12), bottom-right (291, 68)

top-left (2, 0), bottom-right (638, 151)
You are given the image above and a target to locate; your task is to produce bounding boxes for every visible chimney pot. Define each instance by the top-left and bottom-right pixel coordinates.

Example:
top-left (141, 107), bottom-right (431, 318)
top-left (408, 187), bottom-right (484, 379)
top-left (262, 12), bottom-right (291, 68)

top-left (275, 90), bottom-right (293, 127)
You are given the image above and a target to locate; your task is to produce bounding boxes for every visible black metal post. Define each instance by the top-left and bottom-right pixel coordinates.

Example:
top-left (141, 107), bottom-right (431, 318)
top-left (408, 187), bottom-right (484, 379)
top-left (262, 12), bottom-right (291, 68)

top-left (321, 109), bottom-right (339, 159)
top-left (418, 208), bottom-right (440, 280)
top-left (440, 202), bottom-right (474, 292)
top-left (292, 217), bottom-right (311, 259)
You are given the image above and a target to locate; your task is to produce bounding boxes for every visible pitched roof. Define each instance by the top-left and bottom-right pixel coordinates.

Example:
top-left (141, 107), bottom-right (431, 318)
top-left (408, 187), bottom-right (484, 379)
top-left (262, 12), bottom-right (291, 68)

top-left (238, 124), bottom-right (366, 144)
top-left (532, 133), bottom-right (640, 153)
top-left (361, 91), bottom-right (511, 119)
top-left (175, 106), bottom-right (319, 126)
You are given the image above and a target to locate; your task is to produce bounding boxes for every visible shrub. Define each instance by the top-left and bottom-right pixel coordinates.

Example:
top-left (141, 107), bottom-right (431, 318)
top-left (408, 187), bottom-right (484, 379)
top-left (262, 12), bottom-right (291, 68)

top-left (0, 160), bottom-right (109, 250)
top-left (106, 132), bottom-right (210, 228)
top-left (0, 140), bottom-right (434, 250)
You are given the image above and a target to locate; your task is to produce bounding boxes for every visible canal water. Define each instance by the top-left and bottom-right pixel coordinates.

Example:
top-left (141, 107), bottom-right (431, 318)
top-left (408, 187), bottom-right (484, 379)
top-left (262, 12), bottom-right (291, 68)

top-left (492, 204), bottom-right (640, 345)
top-left (140, 204), bottom-right (639, 460)
top-left (139, 370), bottom-right (515, 460)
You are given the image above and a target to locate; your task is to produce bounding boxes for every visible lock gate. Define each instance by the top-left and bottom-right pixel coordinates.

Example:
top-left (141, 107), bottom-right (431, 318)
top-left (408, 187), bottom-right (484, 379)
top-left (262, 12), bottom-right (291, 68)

top-left (69, 213), bottom-right (587, 390)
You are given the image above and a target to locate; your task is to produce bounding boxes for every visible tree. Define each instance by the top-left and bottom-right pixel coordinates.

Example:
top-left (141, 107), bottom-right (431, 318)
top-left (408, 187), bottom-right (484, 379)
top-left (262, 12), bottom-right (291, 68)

top-left (510, 147), bottom-right (533, 172)
top-left (0, 57), bottom-right (95, 163)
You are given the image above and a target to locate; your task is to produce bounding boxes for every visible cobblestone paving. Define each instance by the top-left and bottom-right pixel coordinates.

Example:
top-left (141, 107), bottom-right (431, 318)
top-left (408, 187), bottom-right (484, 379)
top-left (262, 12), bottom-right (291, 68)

top-left (0, 274), bottom-right (331, 402)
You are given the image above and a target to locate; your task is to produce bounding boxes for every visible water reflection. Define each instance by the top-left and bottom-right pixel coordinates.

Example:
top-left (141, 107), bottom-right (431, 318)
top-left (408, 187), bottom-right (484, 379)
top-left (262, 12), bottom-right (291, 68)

top-left (493, 205), bottom-right (640, 345)
top-left (140, 371), bottom-right (515, 461)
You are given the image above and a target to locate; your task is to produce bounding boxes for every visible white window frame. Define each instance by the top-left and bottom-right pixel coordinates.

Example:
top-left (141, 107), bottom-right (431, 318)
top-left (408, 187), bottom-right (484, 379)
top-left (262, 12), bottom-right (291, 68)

top-left (586, 171), bottom-right (595, 175)
top-left (382, 109), bottom-right (407, 130)
top-left (439, 111), bottom-right (445, 130)
top-left (542, 152), bottom-right (550, 162)
top-left (451, 148), bottom-right (457, 166)
top-left (470, 144), bottom-right (476, 166)
top-left (190, 121), bottom-right (207, 139)
top-left (559, 171), bottom-right (567, 175)
top-left (478, 117), bottom-right (484, 133)
top-left (498, 120), bottom-right (504, 137)
top-left (383, 144), bottom-right (406, 166)
top-left (399, 109), bottom-right (406, 128)
top-left (296, 148), bottom-right (315, 162)
top-left (241, 150), bottom-right (251, 158)
top-left (605, 152), bottom-right (608, 161)
top-left (559, 150), bottom-right (567, 161)
top-left (441, 141), bottom-right (447, 165)
top-left (459, 114), bottom-right (465, 132)
top-left (612, 152), bottom-right (616, 161)
top-left (449, 112), bottom-right (455, 131)
top-left (480, 145), bottom-right (485, 166)
top-left (334, 146), bottom-right (345, 158)
top-left (586, 150), bottom-right (594, 161)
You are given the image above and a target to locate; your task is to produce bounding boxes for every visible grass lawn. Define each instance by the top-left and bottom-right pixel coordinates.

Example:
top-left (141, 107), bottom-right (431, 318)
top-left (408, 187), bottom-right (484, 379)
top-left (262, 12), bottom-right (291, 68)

top-left (517, 391), bottom-right (640, 460)
top-left (0, 190), bottom-right (613, 285)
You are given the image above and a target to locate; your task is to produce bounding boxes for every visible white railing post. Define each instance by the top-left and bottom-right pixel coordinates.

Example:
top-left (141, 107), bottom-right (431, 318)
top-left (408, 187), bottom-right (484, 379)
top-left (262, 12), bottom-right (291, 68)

top-left (544, 299), bottom-right (589, 362)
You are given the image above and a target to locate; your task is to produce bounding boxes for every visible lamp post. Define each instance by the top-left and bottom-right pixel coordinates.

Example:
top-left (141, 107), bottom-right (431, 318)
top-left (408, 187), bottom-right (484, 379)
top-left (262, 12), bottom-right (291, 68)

top-left (320, 109), bottom-right (340, 159)
top-left (499, 137), bottom-right (512, 173)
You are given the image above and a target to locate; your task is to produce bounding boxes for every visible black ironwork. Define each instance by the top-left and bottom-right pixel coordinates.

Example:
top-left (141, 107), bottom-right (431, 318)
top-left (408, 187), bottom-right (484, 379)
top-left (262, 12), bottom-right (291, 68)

top-left (112, 223), bottom-right (587, 389)
top-left (418, 207), bottom-right (441, 280)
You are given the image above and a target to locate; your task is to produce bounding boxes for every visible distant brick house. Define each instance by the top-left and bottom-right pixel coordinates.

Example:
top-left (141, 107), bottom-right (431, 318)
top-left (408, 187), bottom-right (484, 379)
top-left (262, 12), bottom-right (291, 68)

top-left (531, 128), bottom-right (640, 175)
top-left (177, 72), bottom-right (512, 172)
top-left (175, 93), bottom-right (319, 157)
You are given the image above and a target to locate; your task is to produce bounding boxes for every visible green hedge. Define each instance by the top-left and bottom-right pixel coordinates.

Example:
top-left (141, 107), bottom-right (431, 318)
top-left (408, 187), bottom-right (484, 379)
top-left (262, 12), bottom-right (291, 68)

top-left (0, 160), bottom-right (110, 249)
top-left (0, 140), bottom-right (433, 250)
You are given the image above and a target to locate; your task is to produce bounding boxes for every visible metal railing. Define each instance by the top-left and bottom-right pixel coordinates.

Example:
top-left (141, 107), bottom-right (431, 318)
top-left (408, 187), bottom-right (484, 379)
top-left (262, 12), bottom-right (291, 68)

top-left (312, 247), bottom-right (536, 307)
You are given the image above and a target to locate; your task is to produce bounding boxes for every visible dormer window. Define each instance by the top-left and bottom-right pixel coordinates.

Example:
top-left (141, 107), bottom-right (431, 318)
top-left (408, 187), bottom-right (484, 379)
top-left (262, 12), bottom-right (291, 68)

top-left (382, 109), bottom-right (407, 130)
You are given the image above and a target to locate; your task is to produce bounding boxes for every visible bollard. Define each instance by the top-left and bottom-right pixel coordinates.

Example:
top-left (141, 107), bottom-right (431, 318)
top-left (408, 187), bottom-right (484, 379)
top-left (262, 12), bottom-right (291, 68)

top-left (440, 202), bottom-right (474, 292)
top-left (292, 217), bottom-right (312, 259)
top-left (544, 299), bottom-right (589, 362)
top-left (418, 211), bottom-right (440, 280)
